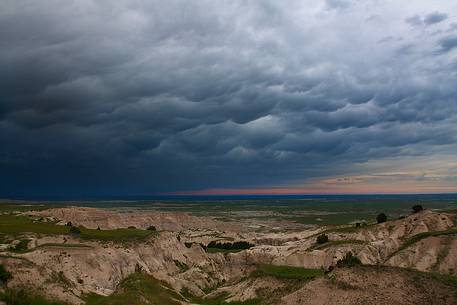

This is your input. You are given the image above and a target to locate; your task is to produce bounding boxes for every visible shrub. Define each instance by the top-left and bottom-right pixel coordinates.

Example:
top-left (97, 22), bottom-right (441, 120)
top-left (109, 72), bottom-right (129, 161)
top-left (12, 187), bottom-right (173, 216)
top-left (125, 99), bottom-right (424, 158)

top-left (376, 213), bottom-right (387, 224)
top-left (336, 252), bottom-right (362, 268)
top-left (0, 265), bottom-right (12, 284)
top-left (184, 242), bottom-right (192, 248)
top-left (10, 239), bottom-right (30, 252)
top-left (412, 205), bottom-right (423, 213)
top-left (206, 240), bottom-right (254, 251)
top-left (69, 226), bottom-right (82, 235)
top-left (66, 221), bottom-right (72, 227)
top-left (316, 234), bottom-right (329, 244)
top-left (147, 225), bottom-right (157, 231)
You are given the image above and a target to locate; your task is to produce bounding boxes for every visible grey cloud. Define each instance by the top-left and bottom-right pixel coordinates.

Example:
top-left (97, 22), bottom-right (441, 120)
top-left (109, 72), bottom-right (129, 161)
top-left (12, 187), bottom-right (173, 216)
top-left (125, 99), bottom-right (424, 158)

top-left (406, 11), bottom-right (448, 26)
top-left (424, 12), bottom-right (448, 25)
top-left (1, 0), bottom-right (457, 197)
top-left (325, 0), bottom-right (351, 10)
top-left (438, 36), bottom-right (457, 53)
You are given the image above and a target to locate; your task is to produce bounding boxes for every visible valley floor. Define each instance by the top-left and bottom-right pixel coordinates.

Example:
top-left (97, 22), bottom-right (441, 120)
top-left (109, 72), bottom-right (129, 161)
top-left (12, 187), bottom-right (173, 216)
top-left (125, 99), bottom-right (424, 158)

top-left (0, 203), bottom-right (456, 305)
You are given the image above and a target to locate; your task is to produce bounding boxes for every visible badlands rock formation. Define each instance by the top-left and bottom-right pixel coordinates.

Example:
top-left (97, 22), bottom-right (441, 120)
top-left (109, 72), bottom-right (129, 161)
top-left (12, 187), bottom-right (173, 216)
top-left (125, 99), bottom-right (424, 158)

top-left (1, 207), bottom-right (456, 304)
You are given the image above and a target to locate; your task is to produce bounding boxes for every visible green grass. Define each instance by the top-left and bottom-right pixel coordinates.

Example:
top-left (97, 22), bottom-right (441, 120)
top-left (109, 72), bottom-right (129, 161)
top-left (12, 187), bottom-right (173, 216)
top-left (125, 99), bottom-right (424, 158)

top-left (252, 264), bottom-right (324, 280)
top-left (181, 289), bottom-right (261, 305)
top-left (10, 238), bottom-right (31, 252)
top-left (0, 214), bottom-right (155, 242)
top-left (407, 269), bottom-right (457, 288)
top-left (206, 248), bottom-right (245, 254)
top-left (0, 289), bottom-right (71, 305)
top-left (78, 227), bottom-right (153, 241)
top-left (386, 227), bottom-right (457, 261)
top-left (37, 243), bottom-right (93, 248)
top-left (308, 239), bottom-right (366, 251)
top-left (314, 222), bottom-right (376, 236)
top-left (84, 273), bottom-right (183, 305)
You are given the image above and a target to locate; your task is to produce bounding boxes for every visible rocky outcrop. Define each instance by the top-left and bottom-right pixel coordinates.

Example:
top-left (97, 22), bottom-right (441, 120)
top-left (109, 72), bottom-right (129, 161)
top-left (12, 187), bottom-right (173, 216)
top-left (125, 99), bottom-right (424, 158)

top-left (3, 207), bottom-right (456, 304)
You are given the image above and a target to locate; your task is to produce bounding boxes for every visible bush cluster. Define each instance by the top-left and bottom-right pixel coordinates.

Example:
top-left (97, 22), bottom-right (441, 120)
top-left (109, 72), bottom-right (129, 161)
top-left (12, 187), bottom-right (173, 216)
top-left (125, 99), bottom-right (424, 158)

top-left (316, 234), bottom-right (329, 244)
top-left (69, 226), bottom-right (82, 235)
top-left (412, 205), bottom-right (423, 213)
top-left (0, 265), bottom-right (12, 284)
top-left (336, 252), bottom-right (362, 268)
top-left (147, 225), bottom-right (157, 231)
top-left (376, 213), bottom-right (387, 223)
top-left (206, 240), bottom-right (254, 250)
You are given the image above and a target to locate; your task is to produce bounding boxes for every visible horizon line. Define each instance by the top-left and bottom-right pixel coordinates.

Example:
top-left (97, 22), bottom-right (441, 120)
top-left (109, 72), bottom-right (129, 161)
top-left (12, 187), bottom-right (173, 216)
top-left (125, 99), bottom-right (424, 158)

top-left (1, 191), bottom-right (457, 202)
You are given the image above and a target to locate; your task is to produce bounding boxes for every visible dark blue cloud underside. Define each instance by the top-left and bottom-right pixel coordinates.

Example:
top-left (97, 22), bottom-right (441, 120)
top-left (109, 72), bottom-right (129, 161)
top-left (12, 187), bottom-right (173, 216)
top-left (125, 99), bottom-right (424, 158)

top-left (0, 1), bottom-right (456, 197)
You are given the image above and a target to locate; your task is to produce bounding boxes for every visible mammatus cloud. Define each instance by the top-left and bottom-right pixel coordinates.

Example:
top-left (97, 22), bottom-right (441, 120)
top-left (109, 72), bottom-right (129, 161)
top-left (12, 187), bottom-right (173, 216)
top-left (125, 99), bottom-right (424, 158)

top-left (0, 1), bottom-right (456, 197)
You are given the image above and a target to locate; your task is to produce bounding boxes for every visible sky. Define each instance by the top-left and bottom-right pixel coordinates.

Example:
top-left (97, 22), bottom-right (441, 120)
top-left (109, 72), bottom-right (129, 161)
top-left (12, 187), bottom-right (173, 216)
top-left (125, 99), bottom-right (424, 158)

top-left (1, 0), bottom-right (457, 198)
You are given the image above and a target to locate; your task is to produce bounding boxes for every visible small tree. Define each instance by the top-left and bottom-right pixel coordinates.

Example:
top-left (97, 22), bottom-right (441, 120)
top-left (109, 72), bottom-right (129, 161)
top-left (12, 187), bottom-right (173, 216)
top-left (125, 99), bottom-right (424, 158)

top-left (376, 213), bottom-right (387, 224)
top-left (70, 226), bottom-right (82, 235)
top-left (0, 264), bottom-right (12, 284)
top-left (412, 205), bottom-right (423, 213)
top-left (147, 225), bottom-right (157, 231)
top-left (316, 234), bottom-right (329, 244)
top-left (336, 252), bottom-right (362, 268)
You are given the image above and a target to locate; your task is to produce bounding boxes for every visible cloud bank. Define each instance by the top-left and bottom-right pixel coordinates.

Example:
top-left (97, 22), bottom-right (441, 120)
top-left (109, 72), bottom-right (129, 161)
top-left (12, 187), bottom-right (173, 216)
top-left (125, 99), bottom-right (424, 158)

top-left (1, 0), bottom-right (457, 197)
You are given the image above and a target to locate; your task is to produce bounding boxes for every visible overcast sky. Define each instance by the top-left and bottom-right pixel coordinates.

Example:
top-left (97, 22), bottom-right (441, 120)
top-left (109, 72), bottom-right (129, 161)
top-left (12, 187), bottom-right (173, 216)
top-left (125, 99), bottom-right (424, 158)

top-left (1, 0), bottom-right (457, 198)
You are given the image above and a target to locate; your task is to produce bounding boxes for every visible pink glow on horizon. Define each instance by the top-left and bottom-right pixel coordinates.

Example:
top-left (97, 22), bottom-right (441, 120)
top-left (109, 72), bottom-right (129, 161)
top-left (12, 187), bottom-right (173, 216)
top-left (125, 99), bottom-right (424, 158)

top-left (170, 185), bottom-right (457, 196)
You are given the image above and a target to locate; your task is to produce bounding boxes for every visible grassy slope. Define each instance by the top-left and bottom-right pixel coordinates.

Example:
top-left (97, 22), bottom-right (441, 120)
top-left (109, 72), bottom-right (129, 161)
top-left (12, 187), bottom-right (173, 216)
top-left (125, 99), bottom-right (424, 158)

top-left (253, 264), bottom-right (324, 280)
top-left (85, 273), bottom-right (183, 305)
top-left (0, 214), bottom-right (154, 241)
top-left (308, 239), bottom-right (366, 251)
top-left (0, 289), bottom-right (71, 305)
top-left (385, 227), bottom-right (457, 261)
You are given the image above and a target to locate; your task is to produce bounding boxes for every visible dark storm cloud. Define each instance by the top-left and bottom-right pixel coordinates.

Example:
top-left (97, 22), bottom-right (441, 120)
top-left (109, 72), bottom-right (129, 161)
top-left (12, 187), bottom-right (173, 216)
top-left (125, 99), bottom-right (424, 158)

top-left (1, 0), bottom-right (457, 197)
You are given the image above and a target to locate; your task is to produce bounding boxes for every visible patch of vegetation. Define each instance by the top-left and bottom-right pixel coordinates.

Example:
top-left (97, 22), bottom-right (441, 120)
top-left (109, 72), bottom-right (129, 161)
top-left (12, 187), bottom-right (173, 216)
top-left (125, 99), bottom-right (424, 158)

top-left (181, 289), bottom-right (261, 305)
top-left (0, 214), bottom-right (156, 242)
top-left (412, 205), bottom-right (423, 213)
top-left (147, 225), bottom-right (157, 231)
top-left (313, 222), bottom-right (376, 237)
top-left (315, 233), bottom-right (329, 244)
top-left (205, 241), bottom-right (254, 253)
top-left (253, 264), bottom-right (324, 280)
top-left (9, 238), bottom-right (31, 252)
top-left (376, 213), bottom-right (387, 224)
top-left (336, 252), bottom-right (362, 268)
top-left (0, 264), bottom-right (12, 284)
top-left (49, 271), bottom-right (73, 288)
top-left (328, 276), bottom-right (358, 290)
top-left (173, 260), bottom-right (189, 273)
top-left (184, 242), bottom-right (192, 248)
top-left (408, 269), bottom-right (457, 288)
top-left (84, 272), bottom-right (184, 305)
top-left (79, 227), bottom-right (154, 241)
top-left (0, 289), bottom-right (71, 305)
top-left (386, 227), bottom-right (457, 261)
top-left (69, 226), bottom-right (82, 235)
top-left (308, 239), bottom-right (366, 251)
